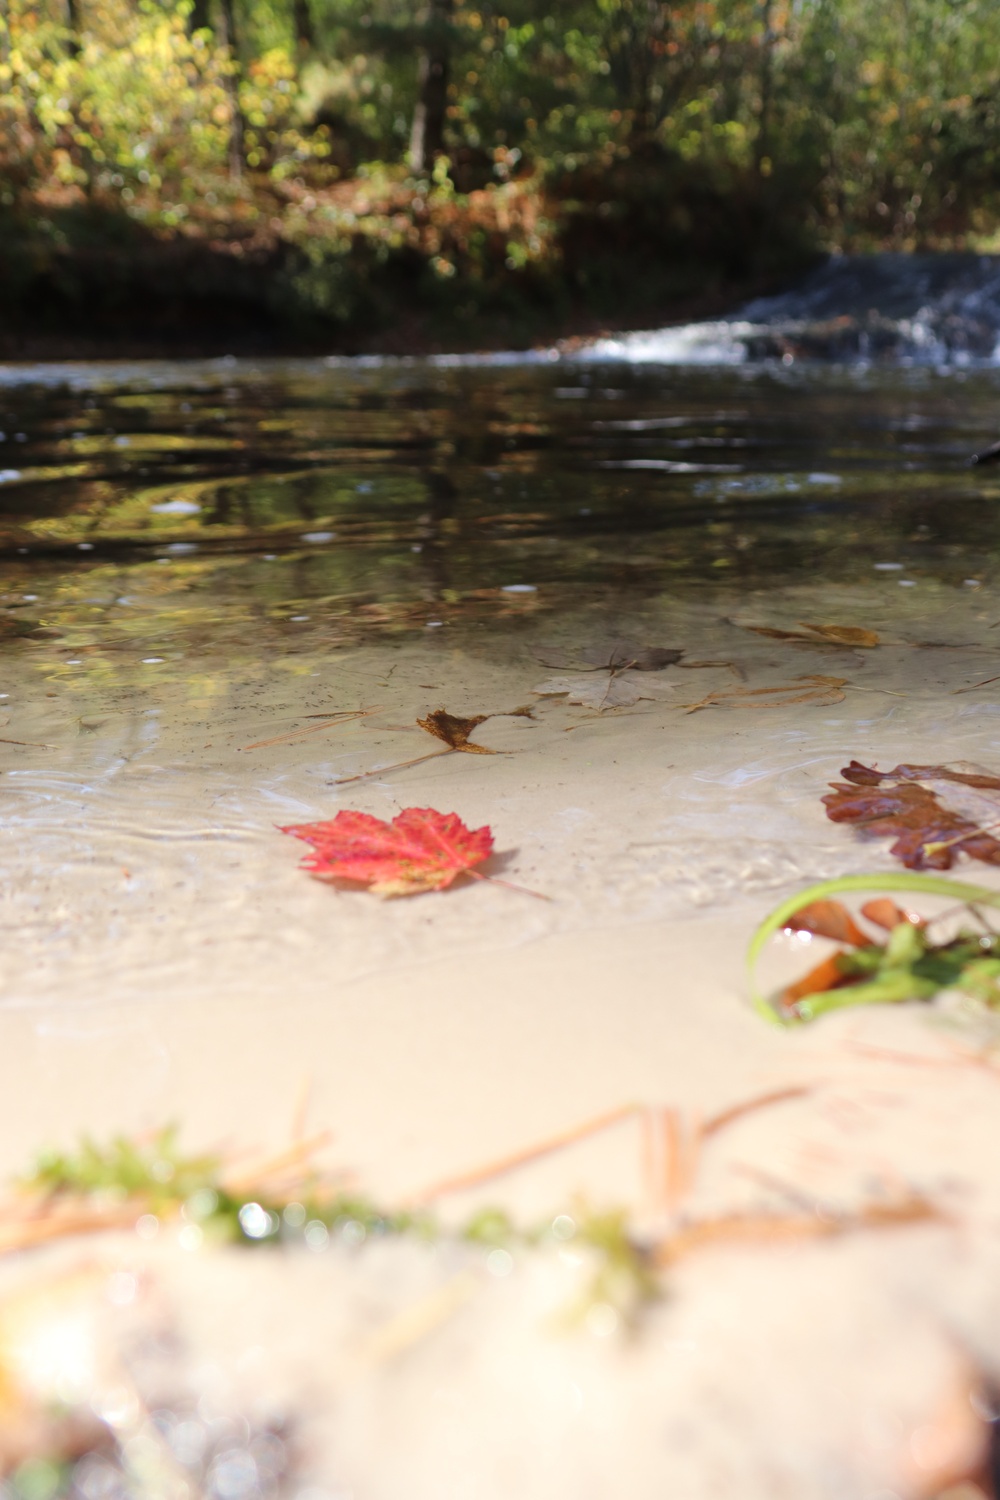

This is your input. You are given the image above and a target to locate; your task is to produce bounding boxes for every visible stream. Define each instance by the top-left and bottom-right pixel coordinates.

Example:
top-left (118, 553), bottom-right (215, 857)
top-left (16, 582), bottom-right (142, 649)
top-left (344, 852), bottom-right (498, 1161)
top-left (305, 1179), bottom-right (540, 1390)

top-left (5, 253), bottom-right (1000, 1500)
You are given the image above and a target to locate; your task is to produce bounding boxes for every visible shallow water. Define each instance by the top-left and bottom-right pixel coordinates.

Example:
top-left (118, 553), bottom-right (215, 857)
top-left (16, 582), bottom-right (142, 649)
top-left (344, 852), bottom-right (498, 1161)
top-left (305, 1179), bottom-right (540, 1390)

top-left (2, 357), bottom-right (1000, 667)
top-left (8, 338), bottom-right (1000, 1496)
top-left (4, 352), bottom-right (1000, 1009)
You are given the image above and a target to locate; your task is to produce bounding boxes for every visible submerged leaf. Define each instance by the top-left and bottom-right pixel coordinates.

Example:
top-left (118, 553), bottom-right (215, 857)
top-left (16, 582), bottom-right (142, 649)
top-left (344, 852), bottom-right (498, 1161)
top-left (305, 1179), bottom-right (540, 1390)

top-left (280, 807), bottom-right (494, 896)
top-left (607, 645), bottom-right (684, 671)
top-left (823, 760), bottom-right (1000, 868)
top-left (541, 641), bottom-right (684, 674)
top-left (742, 622), bottom-right (879, 647)
top-left (532, 671), bottom-right (678, 711)
top-left (799, 622), bottom-right (880, 647)
top-left (679, 674), bottom-right (847, 713)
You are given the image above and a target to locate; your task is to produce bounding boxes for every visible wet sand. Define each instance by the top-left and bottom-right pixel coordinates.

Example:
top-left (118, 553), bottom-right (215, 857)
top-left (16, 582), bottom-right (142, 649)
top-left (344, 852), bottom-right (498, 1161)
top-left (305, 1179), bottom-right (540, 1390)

top-left (4, 577), bottom-right (1000, 1493)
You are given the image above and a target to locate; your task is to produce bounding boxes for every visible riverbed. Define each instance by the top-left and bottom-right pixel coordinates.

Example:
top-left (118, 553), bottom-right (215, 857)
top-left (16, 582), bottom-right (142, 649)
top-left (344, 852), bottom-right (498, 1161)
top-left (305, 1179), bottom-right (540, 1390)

top-left (5, 335), bottom-right (1000, 1496)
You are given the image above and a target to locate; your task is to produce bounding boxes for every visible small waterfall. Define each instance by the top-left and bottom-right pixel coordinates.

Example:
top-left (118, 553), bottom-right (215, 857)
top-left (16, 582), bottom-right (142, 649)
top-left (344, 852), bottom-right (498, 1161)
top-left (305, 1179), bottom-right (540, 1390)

top-left (581, 252), bottom-right (1000, 366)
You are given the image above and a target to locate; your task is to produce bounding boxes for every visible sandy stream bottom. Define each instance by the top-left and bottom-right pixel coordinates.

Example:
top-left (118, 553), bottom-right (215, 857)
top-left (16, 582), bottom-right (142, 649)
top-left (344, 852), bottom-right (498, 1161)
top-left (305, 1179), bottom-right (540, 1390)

top-left (5, 578), bottom-right (1000, 1498)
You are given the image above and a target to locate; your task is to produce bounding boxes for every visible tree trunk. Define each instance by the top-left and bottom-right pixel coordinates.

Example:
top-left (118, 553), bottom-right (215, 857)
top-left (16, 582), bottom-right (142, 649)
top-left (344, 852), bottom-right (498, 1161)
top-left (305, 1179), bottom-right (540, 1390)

top-left (409, 0), bottom-right (453, 174)
top-left (65, 0), bottom-right (81, 56)
top-left (755, 0), bottom-right (775, 174)
top-left (218, 0), bottom-right (245, 180)
top-left (189, 0), bottom-right (212, 35)
top-left (293, 0), bottom-right (314, 52)
top-left (629, 0), bottom-right (667, 144)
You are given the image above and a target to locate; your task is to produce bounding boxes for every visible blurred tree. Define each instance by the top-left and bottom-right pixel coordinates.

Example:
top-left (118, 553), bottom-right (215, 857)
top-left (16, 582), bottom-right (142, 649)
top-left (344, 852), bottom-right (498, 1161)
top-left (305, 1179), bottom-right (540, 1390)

top-left (410, 0), bottom-right (453, 170)
top-left (293, 0), bottom-right (314, 52)
top-left (217, 0), bottom-right (245, 176)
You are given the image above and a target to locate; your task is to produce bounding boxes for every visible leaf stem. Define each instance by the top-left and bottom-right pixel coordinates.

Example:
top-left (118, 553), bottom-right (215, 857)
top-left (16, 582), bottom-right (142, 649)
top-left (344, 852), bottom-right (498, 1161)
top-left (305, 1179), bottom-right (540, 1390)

top-left (468, 869), bottom-right (552, 901)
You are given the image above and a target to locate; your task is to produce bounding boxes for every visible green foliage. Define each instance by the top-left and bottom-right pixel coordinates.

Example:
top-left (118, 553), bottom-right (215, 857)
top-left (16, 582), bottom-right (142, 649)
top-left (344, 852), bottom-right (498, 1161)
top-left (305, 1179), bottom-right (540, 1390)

top-left (19, 1126), bottom-right (658, 1325)
top-left (749, 874), bottom-right (1000, 1024)
top-left (3, 0), bottom-right (1000, 343)
top-left (27, 1126), bottom-right (221, 1206)
top-left (574, 1206), bottom-right (661, 1323)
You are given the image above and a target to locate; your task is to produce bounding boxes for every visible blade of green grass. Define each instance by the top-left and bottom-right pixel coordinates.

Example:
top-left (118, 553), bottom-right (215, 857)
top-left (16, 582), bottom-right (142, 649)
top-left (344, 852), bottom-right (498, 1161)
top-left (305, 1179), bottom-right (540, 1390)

top-left (747, 873), bottom-right (1000, 1024)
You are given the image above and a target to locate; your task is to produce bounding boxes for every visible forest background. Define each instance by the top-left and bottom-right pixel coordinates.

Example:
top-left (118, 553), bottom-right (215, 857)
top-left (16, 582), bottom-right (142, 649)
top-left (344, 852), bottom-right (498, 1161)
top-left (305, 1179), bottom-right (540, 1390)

top-left (2, 0), bottom-right (999, 354)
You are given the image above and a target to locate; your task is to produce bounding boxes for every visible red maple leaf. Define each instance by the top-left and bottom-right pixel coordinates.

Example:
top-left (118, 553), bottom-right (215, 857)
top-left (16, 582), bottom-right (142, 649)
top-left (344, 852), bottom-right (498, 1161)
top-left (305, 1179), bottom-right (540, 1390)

top-left (279, 807), bottom-right (494, 896)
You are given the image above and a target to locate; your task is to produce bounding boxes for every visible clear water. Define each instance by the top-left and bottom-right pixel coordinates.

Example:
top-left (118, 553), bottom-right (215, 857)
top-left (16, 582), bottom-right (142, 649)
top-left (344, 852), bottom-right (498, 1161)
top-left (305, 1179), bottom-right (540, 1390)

top-left (7, 267), bottom-right (1000, 1499)
top-left (3, 354), bottom-right (1000, 669)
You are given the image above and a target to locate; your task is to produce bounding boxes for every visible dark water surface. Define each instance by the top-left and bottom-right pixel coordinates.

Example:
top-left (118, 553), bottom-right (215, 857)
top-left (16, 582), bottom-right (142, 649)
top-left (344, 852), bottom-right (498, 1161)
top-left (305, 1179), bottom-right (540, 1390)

top-left (4, 355), bottom-right (1000, 675)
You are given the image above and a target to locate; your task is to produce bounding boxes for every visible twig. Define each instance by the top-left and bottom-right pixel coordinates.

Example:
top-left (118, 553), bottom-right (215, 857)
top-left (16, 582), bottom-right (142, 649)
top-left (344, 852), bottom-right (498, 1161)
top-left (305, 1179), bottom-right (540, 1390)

top-left (220, 1129), bottom-right (335, 1195)
top-left (733, 1162), bottom-right (830, 1214)
top-left (702, 1085), bottom-right (814, 1139)
top-left (331, 748), bottom-right (454, 784)
top-left (353, 1270), bottom-right (483, 1369)
top-left (654, 1194), bottom-right (941, 1266)
top-left (409, 1104), bottom-right (639, 1204)
top-left (242, 707), bottom-right (378, 752)
top-left (847, 1040), bottom-right (1000, 1076)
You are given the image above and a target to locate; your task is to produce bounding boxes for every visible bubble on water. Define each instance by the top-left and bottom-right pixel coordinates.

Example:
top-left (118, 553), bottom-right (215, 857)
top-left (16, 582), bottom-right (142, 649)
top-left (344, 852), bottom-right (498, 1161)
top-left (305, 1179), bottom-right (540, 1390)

top-left (152, 500), bottom-right (203, 516)
top-left (486, 1248), bottom-right (513, 1277)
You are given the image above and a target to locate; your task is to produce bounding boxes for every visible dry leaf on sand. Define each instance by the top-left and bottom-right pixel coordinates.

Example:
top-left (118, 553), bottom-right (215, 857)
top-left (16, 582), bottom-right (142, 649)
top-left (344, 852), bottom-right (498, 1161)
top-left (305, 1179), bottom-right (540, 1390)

top-left (280, 807), bottom-right (494, 895)
top-left (742, 622), bottom-right (879, 648)
top-left (416, 709), bottom-right (497, 754)
top-left (533, 672), bottom-right (679, 711)
top-left (679, 674), bottom-right (847, 714)
top-left (823, 759), bottom-right (1000, 868)
top-left (333, 705), bottom-right (532, 784)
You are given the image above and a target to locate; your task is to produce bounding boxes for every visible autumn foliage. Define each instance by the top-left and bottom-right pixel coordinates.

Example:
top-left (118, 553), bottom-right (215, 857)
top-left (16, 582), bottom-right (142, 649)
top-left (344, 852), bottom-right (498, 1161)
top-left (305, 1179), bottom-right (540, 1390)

top-left (823, 762), bottom-right (1000, 870)
top-left (280, 807), bottom-right (494, 896)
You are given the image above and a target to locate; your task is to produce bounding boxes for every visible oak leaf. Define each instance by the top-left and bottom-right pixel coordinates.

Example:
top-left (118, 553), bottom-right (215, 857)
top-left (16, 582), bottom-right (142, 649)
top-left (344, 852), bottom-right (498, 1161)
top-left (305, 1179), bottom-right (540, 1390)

top-left (822, 760), bottom-right (1000, 869)
top-left (280, 807), bottom-right (494, 896)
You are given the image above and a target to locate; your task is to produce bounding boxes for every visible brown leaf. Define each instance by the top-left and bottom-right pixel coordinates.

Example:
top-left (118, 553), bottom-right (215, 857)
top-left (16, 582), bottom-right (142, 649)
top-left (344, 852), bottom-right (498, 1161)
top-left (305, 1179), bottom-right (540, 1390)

top-left (822, 760), bottom-right (1000, 868)
top-left (609, 645), bottom-right (684, 671)
top-left (743, 625), bottom-right (816, 641)
top-left (781, 952), bottom-right (857, 1006)
top-left (416, 709), bottom-right (497, 754)
top-left (784, 898), bottom-right (870, 946)
top-left (532, 671), bottom-right (678, 710)
top-left (539, 641), bottom-right (684, 674)
top-left (860, 897), bottom-right (925, 931)
top-left (798, 622), bottom-right (880, 647)
top-left (741, 622), bottom-right (879, 647)
top-left (679, 674), bottom-right (847, 714)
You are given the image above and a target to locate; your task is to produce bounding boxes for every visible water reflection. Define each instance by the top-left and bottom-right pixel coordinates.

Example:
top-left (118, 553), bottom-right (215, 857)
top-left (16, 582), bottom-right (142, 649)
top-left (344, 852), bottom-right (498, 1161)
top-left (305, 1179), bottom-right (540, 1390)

top-left (2, 360), bottom-right (1000, 679)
